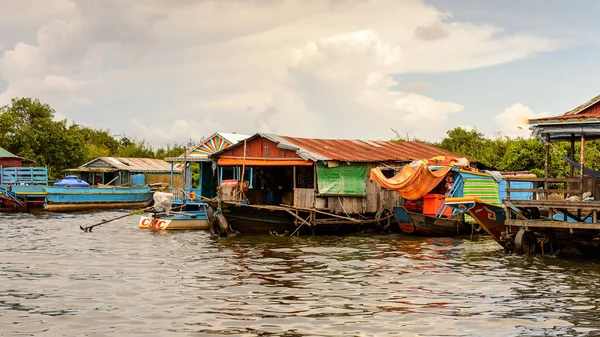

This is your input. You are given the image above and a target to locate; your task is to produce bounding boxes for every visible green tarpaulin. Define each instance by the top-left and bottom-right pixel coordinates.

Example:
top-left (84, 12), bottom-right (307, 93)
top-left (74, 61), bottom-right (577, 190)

top-left (316, 164), bottom-right (366, 195)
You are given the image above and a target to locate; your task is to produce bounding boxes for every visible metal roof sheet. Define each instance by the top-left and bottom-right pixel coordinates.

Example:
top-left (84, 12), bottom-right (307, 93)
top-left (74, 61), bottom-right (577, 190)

top-left (208, 133), bottom-right (460, 163)
top-left (0, 147), bottom-right (17, 158)
top-left (530, 94), bottom-right (600, 123)
top-left (76, 157), bottom-right (181, 173)
top-left (0, 147), bottom-right (35, 162)
top-left (278, 136), bottom-right (462, 162)
top-left (218, 132), bottom-right (251, 145)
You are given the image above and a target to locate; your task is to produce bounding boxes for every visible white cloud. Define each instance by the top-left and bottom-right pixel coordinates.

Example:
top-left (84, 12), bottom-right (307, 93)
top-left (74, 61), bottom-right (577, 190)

top-left (0, 0), bottom-right (560, 146)
top-left (400, 82), bottom-right (435, 93)
top-left (494, 103), bottom-right (548, 138)
top-left (0, 0), bottom-right (76, 24)
top-left (457, 125), bottom-right (475, 132)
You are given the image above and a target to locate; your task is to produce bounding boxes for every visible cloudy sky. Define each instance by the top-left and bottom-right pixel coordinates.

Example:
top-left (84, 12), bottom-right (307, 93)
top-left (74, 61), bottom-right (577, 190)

top-left (1, 0), bottom-right (599, 146)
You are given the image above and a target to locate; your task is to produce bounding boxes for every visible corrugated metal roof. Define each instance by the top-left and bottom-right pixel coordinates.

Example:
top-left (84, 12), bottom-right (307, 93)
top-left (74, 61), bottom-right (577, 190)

top-left (564, 95), bottom-right (600, 115)
top-left (278, 135), bottom-right (462, 162)
top-left (210, 133), bottom-right (462, 163)
top-left (76, 157), bottom-right (181, 173)
top-left (0, 147), bottom-right (17, 158)
top-left (219, 132), bottom-right (251, 145)
top-left (0, 147), bottom-right (35, 162)
top-left (530, 94), bottom-right (600, 122)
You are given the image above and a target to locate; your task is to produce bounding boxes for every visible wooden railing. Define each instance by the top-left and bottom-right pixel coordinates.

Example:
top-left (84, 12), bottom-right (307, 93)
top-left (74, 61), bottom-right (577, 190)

top-left (505, 177), bottom-right (581, 201)
top-left (0, 167), bottom-right (48, 185)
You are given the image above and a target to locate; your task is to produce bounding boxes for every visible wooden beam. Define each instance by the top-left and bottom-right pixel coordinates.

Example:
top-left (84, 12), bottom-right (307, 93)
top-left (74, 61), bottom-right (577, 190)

top-left (285, 209), bottom-right (312, 228)
top-left (228, 201), bottom-right (362, 223)
top-left (506, 219), bottom-right (600, 230)
top-left (504, 199), bottom-right (600, 211)
top-left (580, 133), bottom-right (585, 197)
top-left (570, 133), bottom-right (575, 177)
top-left (504, 177), bottom-right (581, 183)
top-left (293, 165), bottom-right (296, 189)
top-left (506, 188), bottom-right (581, 194)
top-left (544, 133), bottom-right (550, 200)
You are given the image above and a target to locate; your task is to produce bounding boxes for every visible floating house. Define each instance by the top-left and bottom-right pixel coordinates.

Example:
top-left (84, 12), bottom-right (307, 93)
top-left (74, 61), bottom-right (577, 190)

top-left (0, 148), bottom-right (46, 212)
top-left (0, 147), bottom-right (35, 168)
top-left (457, 94), bottom-right (600, 256)
top-left (66, 157), bottom-right (181, 187)
top-left (208, 133), bottom-right (465, 234)
top-left (44, 157), bottom-right (178, 212)
top-left (165, 132), bottom-right (250, 199)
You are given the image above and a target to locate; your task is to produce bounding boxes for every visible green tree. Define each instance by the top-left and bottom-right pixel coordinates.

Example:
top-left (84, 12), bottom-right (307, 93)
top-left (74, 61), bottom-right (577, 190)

top-left (116, 136), bottom-right (155, 158)
top-left (436, 128), bottom-right (486, 158)
top-left (0, 98), bottom-right (85, 179)
top-left (69, 125), bottom-right (121, 162)
top-left (155, 142), bottom-right (186, 159)
top-left (499, 138), bottom-right (570, 178)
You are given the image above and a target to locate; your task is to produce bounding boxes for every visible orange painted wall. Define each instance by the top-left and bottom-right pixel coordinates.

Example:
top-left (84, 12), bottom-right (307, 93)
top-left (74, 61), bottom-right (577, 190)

top-left (219, 137), bottom-right (302, 159)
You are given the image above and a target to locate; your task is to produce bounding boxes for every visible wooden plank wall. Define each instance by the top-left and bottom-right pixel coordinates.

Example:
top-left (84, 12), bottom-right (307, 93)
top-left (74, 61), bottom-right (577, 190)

top-left (294, 188), bottom-right (315, 208)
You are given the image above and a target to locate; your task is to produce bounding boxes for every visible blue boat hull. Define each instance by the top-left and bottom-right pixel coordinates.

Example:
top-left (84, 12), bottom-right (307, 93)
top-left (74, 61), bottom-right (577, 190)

top-left (44, 186), bottom-right (153, 212)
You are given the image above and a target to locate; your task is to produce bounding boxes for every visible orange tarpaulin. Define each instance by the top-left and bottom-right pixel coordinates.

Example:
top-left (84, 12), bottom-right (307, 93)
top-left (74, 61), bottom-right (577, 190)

top-left (370, 161), bottom-right (452, 200)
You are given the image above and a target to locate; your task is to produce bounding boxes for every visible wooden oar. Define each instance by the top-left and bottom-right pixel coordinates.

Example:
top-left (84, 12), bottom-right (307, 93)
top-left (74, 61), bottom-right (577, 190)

top-left (80, 207), bottom-right (150, 232)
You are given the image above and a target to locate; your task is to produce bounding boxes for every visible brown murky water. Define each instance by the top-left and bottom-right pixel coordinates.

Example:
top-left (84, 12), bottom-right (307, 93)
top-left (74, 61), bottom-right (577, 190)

top-left (1, 211), bottom-right (600, 336)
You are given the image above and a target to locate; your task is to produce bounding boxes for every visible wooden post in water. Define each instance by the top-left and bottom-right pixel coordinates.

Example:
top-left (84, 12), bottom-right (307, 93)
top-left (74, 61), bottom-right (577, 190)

top-left (570, 133), bottom-right (575, 177)
top-left (293, 166), bottom-right (296, 190)
top-left (580, 133), bottom-right (585, 198)
top-left (183, 146), bottom-right (187, 207)
top-left (170, 162), bottom-right (174, 189)
top-left (240, 139), bottom-right (247, 201)
top-left (544, 133), bottom-right (550, 200)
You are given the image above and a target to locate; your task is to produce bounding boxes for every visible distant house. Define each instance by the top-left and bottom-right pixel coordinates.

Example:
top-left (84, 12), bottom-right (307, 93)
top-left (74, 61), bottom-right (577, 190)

top-left (529, 93), bottom-right (600, 198)
top-left (165, 132), bottom-right (251, 198)
top-left (66, 157), bottom-right (182, 187)
top-left (0, 147), bottom-right (34, 168)
top-left (209, 133), bottom-right (467, 214)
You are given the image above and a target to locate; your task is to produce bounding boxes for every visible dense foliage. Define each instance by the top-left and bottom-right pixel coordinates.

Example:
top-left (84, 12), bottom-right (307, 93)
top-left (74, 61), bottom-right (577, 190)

top-left (3, 97), bottom-right (599, 180)
top-left (432, 127), bottom-right (600, 178)
top-left (0, 98), bottom-right (186, 179)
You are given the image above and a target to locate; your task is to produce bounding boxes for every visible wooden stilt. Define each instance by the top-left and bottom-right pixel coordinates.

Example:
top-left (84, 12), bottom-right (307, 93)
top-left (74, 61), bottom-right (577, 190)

top-left (580, 133), bottom-right (585, 198)
top-left (544, 133), bottom-right (550, 200)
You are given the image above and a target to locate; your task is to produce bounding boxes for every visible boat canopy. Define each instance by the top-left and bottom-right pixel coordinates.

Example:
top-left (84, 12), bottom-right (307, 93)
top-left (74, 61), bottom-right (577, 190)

top-left (370, 160), bottom-right (452, 200)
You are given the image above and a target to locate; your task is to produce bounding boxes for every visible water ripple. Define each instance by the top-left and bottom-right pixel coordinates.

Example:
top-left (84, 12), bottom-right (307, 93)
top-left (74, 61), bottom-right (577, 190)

top-left (1, 212), bottom-right (600, 336)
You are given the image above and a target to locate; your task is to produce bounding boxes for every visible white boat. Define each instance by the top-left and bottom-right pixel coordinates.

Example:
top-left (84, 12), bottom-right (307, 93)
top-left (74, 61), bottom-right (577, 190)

top-left (138, 209), bottom-right (211, 230)
top-left (138, 200), bottom-right (214, 230)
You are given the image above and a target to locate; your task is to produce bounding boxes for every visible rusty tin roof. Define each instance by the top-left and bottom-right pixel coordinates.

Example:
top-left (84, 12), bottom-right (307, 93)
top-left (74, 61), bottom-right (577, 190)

top-left (72, 157), bottom-right (182, 173)
top-left (214, 133), bottom-right (464, 163)
top-left (280, 135), bottom-right (462, 162)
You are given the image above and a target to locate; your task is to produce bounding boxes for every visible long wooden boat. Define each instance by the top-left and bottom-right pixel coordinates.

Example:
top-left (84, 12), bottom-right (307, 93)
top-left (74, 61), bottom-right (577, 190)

top-left (206, 200), bottom-right (370, 235)
top-left (393, 206), bottom-right (468, 236)
top-left (208, 200), bottom-right (308, 234)
top-left (44, 186), bottom-right (153, 212)
top-left (444, 197), bottom-right (515, 248)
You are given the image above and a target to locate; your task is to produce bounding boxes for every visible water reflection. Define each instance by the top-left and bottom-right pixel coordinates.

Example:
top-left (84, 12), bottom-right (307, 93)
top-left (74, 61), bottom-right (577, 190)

top-left (1, 212), bottom-right (600, 336)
